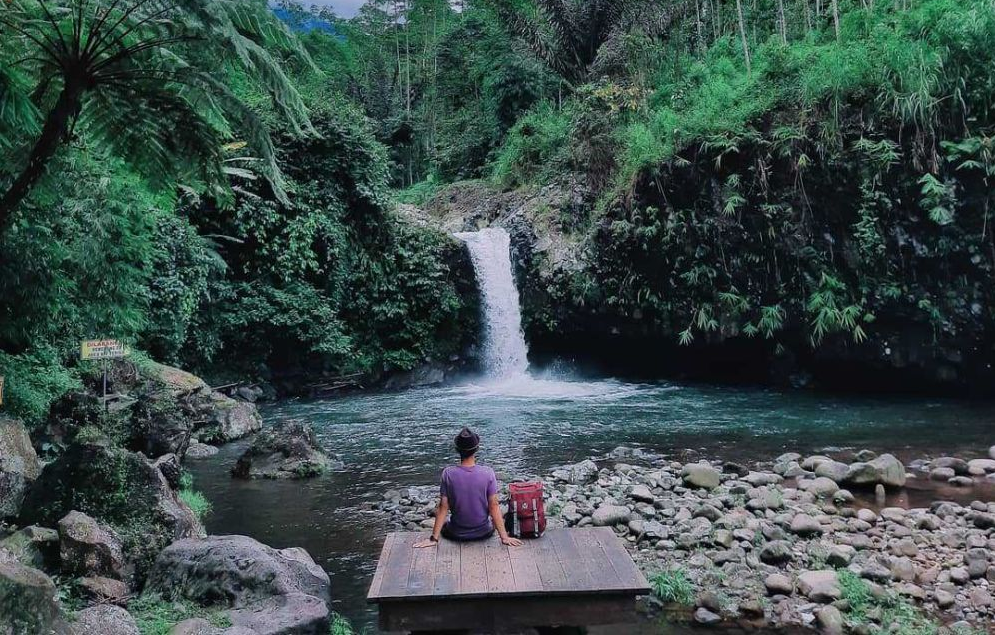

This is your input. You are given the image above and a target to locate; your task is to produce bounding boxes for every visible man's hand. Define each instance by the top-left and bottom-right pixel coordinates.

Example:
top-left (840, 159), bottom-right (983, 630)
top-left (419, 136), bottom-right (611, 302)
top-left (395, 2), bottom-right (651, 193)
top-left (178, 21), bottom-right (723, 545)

top-left (413, 537), bottom-right (439, 548)
top-left (501, 536), bottom-right (522, 547)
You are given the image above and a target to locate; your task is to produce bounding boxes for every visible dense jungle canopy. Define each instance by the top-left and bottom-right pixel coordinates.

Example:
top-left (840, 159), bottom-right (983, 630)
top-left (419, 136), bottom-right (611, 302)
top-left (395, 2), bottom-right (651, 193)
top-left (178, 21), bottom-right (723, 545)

top-left (3, 0), bottom-right (995, 424)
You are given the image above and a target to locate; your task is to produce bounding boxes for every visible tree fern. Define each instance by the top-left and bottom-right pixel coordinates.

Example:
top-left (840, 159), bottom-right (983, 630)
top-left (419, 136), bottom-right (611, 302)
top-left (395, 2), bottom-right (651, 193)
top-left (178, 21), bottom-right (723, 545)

top-left (0, 0), bottom-right (314, 231)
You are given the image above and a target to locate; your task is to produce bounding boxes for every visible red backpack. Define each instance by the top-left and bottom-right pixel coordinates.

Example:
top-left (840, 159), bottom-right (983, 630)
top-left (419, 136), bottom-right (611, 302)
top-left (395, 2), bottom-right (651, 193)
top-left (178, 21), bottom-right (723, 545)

top-left (504, 481), bottom-right (547, 539)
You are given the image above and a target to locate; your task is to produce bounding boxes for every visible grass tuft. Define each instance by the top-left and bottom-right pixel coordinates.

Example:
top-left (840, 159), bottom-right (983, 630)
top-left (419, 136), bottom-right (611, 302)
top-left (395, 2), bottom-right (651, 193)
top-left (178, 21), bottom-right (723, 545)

top-left (649, 567), bottom-right (695, 606)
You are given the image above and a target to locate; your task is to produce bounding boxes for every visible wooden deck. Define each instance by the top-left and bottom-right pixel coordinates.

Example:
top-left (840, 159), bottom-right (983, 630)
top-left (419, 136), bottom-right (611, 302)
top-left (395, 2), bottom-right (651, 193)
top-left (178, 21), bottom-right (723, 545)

top-left (368, 528), bottom-right (651, 632)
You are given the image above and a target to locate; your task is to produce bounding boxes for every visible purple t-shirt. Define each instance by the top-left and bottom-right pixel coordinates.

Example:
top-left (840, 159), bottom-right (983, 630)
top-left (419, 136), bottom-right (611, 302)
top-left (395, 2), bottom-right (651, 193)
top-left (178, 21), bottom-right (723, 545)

top-left (440, 465), bottom-right (497, 540)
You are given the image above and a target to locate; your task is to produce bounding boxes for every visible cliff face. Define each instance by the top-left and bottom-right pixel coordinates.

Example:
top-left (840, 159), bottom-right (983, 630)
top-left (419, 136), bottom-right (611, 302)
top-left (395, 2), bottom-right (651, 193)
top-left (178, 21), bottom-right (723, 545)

top-left (422, 180), bottom-right (995, 395)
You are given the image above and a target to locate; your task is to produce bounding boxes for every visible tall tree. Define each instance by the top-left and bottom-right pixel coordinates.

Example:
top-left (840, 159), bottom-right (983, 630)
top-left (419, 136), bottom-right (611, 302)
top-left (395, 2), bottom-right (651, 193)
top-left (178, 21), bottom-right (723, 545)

top-left (492, 0), bottom-right (685, 89)
top-left (0, 0), bottom-right (313, 233)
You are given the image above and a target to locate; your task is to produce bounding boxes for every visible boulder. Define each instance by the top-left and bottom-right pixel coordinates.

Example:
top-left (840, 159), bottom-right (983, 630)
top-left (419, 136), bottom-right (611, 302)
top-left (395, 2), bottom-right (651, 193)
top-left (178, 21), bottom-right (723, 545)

top-left (79, 576), bottom-right (130, 604)
top-left (0, 525), bottom-right (60, 571)
top-left (628, 484), bottom-right (656, 504)
top-left (990, 445), bottom-right (995, 460)
top-left (592, 505), bottom-right (631, 527)
top-left (232, 422), bottom-right (336, 480)
top-left (797, 570), bottom-right (841, 603)
top-left (185, 442), bottom-right (220, 460)
top-left (813, 460), bottom-right (849, 482)
top-left (968, 458), bottom-right (995, 474)
top-left (0, 558), bottom-right (64, 635)
top-left (227, 593), bottom-right (330, 635)
top-left (58, 511), bottom-right (131, 582)
top-left (816, 606), bottom-right (844, 635)
top-left (197, 395), bottom-right (262, 444)
top-left (841, 454), bottom-right (906, 489)
top-left (760, 541), bottom-right (793, 565)
top-left (18, 443), bottom-right (204, 575)
top-left (154, 453), bottom-right (182, 489)
top-left (681, 463), bottom-right (720, 490)
top-left (551, 460), bottom-right (599, 484)
top-left (130, 395), bottom-right (193, 458)
top-left (932, 457), bottom-right (969, 474)
top-left (693, 607), bottom-right (722, 625)
top-left (789, 514), bottom-right (824, 537)
top-left (146, 535), bottom-right (331, 607)
top-left (765, 573), bottom-right (794, 595)
top-left (144, 362), bottom-right (209, 394)
top-left (0, 416), bottom-right (42, 519)
top-left (807, 477), bottom-right (840, 498)
top-left (71, 604), bottom-right (140, 635)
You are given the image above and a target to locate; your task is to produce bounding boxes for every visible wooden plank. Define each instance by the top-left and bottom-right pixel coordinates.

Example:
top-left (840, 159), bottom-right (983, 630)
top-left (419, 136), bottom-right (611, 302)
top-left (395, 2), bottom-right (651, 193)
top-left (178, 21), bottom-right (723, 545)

top-left (379, 594), bottom-right (640, 632)
top-left (406, 534), bottom-right (438, 596)
top-left (590, 527), bottom-right (649, 592)
top-left (508, 539), bottom-right (542, 593)
top-left (433, 535), bottom-right (460, 595)
top-left (572, 527), bottom-right (624, 591)
top-left (532, 531), bottom-right (568, 592)
top-left (546, 529), bottom-right (596, 591)
top-left (483, 539), bottom-right (516, 594)
top-left (366, 532), bottom-right (395, 600)
top-left (458, 538), bottom-right (489, 595)
top-left (378, 533), bottom-right (418, 598)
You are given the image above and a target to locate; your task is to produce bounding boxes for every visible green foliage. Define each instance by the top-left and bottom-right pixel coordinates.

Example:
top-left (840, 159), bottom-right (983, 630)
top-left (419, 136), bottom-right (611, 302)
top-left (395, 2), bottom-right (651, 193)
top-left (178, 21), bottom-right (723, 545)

top-left (178, 473), bottom-right (212, 523)
top-left (329, 613), bottom-right (358, 635)
top-left (649, 567), bottom-right (695, 606)
top-left (837, 569), bottom-right (940, 634)
top-left (514, 0), bottom-right (995, 360)
top-left (129, 594), bottom-right (231, 635)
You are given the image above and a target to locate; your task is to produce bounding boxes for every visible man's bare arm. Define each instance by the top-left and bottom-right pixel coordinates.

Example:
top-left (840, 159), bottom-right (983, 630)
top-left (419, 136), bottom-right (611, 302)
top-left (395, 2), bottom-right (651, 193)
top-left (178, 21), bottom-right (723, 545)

top-left (490, 494), bottom-right (522, 547)
top-left (414, 496), bottom-right (449, 548)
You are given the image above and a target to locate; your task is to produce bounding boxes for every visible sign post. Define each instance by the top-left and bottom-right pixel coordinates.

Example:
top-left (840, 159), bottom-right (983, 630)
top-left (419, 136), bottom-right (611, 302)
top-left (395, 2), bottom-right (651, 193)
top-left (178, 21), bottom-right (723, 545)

top-left (80, 340), bottom-right (129, 410)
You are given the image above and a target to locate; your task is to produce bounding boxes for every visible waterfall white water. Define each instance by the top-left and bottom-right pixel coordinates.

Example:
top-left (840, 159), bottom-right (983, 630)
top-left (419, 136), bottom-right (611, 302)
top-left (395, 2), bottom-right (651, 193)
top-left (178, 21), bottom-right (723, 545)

top-left (455, 228), bottom-right (530, 379)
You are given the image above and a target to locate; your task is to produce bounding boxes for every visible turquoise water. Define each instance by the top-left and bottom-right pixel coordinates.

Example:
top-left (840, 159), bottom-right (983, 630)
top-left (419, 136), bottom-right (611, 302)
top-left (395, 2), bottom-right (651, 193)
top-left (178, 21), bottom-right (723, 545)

top-left (187, 376), bottom-right (995, 631)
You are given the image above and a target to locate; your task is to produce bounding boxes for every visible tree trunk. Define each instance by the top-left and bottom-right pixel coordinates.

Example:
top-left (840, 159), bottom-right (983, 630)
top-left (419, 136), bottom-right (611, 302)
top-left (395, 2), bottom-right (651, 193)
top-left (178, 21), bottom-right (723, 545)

top-left (777, 0), bottom-right (787, 44)
top-left (831, 0), bottom-right (840, 40)
top-left (695, 0), bottom-right (705, 53)
top-left (736, 0), bottom-right (751, 73)
top-left (0, 82), bottom-right (83, 234)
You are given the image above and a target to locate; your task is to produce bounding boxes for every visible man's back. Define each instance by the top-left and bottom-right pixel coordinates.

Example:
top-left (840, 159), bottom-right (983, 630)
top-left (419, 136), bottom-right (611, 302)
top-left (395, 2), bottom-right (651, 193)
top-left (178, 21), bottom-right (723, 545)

top-left (441, 464), bottom-right (497, 540)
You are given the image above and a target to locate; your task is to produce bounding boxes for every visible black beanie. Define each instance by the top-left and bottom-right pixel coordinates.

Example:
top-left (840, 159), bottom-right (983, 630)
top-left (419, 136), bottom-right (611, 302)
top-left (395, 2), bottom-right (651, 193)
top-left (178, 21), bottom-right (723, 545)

top-left (455, 427), bottom-right (480, 453)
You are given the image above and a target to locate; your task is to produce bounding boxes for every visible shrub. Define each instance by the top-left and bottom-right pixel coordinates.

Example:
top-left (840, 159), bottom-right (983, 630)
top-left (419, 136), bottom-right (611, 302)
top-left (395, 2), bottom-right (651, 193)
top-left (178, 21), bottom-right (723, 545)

top-left (649, 567), bottom-right (695, 606)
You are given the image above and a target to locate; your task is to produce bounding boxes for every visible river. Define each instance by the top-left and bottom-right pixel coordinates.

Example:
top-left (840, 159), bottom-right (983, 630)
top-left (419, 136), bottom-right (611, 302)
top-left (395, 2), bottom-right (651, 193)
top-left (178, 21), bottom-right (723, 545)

top-left (186, 375), bottom-right (995, 632)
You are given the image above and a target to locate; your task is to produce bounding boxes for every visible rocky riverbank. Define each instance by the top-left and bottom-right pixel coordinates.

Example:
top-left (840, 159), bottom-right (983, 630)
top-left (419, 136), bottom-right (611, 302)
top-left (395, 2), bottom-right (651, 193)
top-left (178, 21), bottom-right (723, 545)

top-left (1, 361), bottom-right (336, 635)
top-left (380, 445), bottom-right (995, 634)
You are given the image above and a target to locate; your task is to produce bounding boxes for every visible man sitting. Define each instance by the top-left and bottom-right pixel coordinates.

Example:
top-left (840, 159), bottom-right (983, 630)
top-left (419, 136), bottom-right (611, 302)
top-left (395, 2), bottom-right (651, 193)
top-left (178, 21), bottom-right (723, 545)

top-left (414, 427), bottom-right (522, 548)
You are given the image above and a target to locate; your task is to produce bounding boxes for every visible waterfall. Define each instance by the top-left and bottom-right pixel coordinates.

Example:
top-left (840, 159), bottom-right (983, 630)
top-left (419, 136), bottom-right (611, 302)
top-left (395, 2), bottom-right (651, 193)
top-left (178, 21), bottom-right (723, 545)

top-left (455, 228), bottom-right (530, 379)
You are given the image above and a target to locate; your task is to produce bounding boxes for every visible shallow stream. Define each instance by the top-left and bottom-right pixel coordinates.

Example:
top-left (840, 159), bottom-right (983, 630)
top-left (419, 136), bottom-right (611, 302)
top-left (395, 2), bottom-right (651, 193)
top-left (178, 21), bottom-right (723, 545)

top-left (186, 375), bottom-right (995, 632)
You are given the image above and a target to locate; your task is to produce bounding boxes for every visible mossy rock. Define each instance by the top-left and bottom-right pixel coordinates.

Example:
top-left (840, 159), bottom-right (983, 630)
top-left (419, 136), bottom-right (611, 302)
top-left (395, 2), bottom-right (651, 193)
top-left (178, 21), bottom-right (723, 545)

top-left (0, 557), bottom-right (67, 635)
top-left (18, 443), bottom-right (203, 582)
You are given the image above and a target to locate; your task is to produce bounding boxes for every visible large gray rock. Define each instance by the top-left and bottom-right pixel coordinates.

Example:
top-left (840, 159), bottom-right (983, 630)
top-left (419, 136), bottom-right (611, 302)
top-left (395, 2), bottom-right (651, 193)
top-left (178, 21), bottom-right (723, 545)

top-left (58, 511), bottom-right (131, 582)
top-left (18, 443), bottom-right (204, 576)
top-left (0, 525), bottom-right (60, 571)
top-left (0, 558), bottom-right (64, 635)
top-left (130, 395), bottom-right (193, 458)
top-left (551, 459), bottom-right (599, 484)
top-left (198, 395), bottom-right (262, 444)
top-left (0, 417), bottom-right (41, 519)
top-left (989, 445), bottom-right (995, 460)
top-left (816, 606), bottom-right (844, 635)
top-left (227, 593), bottom-right (330, 635)
top-left (797, 570), bottom-right (841, 603)
top-left (841, 454), bottom-right (906, 488)
top-left (592, 504), bottom-right (631, 527)
top-left (232, 422), bottom-right (336, 480)
top-left (71, 605), bottom-right (140, 635)
top-left (681, 463), bottom-right (721, 490)
top-left (146, 535), bottom-right (331, 608)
